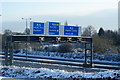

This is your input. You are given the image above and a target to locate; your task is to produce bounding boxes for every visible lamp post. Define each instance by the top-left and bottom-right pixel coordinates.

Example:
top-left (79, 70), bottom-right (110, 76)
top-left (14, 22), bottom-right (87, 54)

top-left (22, 18), bottom-right (31, 59)
top-left (22, 18), bottom-right (31, 35)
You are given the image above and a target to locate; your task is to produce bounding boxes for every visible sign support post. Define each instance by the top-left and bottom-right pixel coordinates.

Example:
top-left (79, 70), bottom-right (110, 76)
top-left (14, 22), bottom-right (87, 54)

top-left (5, 38), bottom-right (8, 66)
top-left (9, 42), bottom-right (13, 65)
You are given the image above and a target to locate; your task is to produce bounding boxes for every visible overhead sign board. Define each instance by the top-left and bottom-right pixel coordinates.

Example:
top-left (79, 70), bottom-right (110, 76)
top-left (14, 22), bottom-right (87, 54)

top-left (64, 26), bottom-right (79, 36)
top-left (48, 22), bottom-right (60, 35)
top-left (30, 21), bottom-right (81, 37)
top-left (31, 22), bottom-right (44, 35)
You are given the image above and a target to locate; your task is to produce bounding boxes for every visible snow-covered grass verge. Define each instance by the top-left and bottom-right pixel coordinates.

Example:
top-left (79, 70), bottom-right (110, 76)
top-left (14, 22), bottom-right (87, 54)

top-left (1, 50), bottom-right (120, 62)
top-left (16, 51), bottom-right (120, 62)
top-left (0, 65), bottom-right (120, 79)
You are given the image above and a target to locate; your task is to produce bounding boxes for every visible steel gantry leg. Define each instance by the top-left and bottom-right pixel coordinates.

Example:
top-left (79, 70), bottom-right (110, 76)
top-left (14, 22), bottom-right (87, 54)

top-left (90, 38), bottom-right (93, 67)
top-left (9, 42), bottom-right (13, 65)
top-left (83, 38), bottom-right (93, 67)
top-left (84, 43), bottom-right (87, 66)
top-left (5, 36), bottom-right (14, 66)
top-left (5, 42), bottom-right (8, 66)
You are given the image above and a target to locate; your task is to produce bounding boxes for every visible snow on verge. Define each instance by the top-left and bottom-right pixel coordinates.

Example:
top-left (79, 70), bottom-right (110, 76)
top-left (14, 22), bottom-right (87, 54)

top-left (0, 66), bottom-right (120, 79)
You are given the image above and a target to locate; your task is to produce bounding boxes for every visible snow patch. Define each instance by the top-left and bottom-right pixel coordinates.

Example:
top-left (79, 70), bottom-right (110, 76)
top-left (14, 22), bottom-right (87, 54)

top-left (0, 65), bottom-right (120, 79)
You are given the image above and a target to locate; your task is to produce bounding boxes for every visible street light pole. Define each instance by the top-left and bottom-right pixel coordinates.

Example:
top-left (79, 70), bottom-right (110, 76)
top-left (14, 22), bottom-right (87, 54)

top-left (26, 19), bottom-right (27, 34)
top-left (22, 18), bottom-right (31, 34)
top-left (22, 18), bottom-right (31, 59)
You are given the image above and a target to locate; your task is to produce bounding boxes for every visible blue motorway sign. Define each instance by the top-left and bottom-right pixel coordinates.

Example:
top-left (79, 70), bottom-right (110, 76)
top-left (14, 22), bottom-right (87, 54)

top-left (64, 26), bottom-right (79, 36)
top-left (48, 22), bottom-right (59, 35)
top-left (33, 22), bottom-right (44, 34)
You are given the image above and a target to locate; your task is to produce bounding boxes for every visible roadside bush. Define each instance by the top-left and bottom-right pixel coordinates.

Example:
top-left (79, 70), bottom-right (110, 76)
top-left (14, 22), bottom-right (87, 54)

top-left (93, 35), bottom-right (114, 54)
top-left (74, 48), bottom-right (83, 53)
top-left (58, 43), bottom-right (74, 53)
top-left (13, 50), bottom-right (20, 53)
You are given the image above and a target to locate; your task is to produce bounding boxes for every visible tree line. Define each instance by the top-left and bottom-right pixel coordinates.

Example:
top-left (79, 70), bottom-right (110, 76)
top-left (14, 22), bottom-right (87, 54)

top-left (1, 26), bottom-right (120, 54)
top-left (82, 26), bottom-right (120, 54)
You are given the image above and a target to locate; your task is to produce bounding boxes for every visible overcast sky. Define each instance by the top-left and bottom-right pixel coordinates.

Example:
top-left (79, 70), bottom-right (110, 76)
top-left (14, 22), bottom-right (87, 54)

top-left (0, 0), bottom-right (119, 33)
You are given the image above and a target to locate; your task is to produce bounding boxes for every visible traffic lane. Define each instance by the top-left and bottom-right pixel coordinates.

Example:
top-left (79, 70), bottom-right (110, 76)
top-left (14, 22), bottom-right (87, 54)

top-left (12, 60), bottom-right (107, 72)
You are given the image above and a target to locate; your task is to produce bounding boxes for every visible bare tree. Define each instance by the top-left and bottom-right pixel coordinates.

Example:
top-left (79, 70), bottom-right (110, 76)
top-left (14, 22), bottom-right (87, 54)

top-left (82, 25), bottom-right (96, 37)
top-left (23, 28), bottom-right (30, 35)
top-left (4, 29), bottom-right (13, 36)
top-left (64, 21), bottom-right (68, 26)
